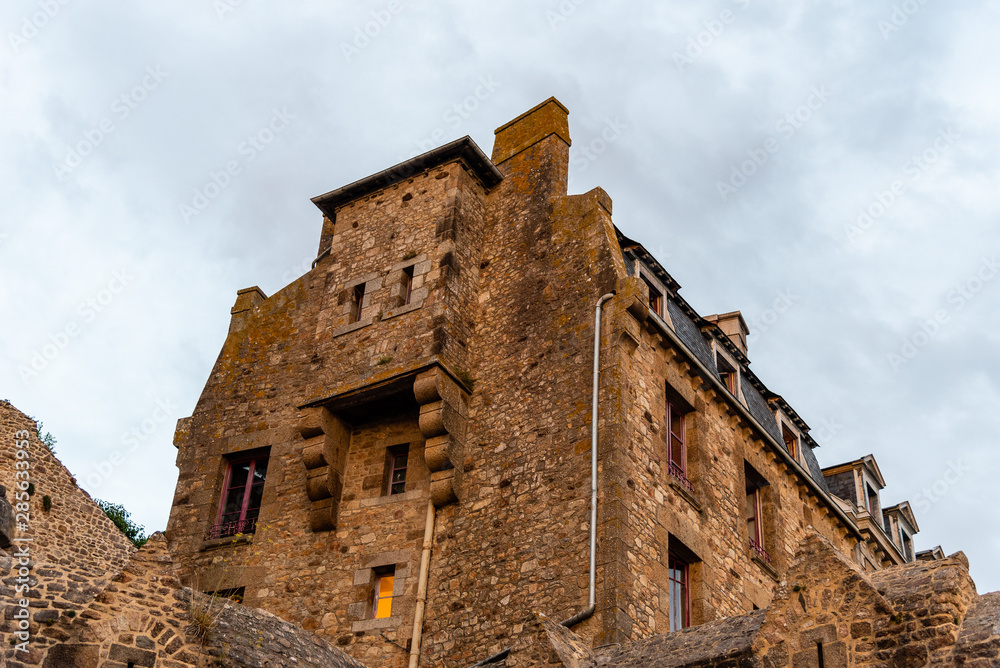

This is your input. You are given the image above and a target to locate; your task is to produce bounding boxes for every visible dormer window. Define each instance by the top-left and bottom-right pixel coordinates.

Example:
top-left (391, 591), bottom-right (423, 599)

top-left (865, 483), bottom-right (879, 516)
top-left (900, 531), bottom-right (913, 561)
top-left (716, 354), bottom-right (736, 393)
top-left (643, 277), bottom-right (662, 316)
top-left (782, 424), bottom-right (799, 461)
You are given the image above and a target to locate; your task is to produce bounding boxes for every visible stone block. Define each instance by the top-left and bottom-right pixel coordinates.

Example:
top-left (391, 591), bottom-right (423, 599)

top-left (41, 644), bottom-right (101, 668)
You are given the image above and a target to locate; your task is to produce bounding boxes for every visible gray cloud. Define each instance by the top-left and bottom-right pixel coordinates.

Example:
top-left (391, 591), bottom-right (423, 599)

top-left (2, 0), bottom-right (998, 592)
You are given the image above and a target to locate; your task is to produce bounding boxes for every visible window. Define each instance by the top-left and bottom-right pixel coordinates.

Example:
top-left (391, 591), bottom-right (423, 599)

top-left (745, 464), bottom-right (771, 564)
top-left (373, 566), bottom-right (395, 619)
top-left (211, 454), bottom-right (268, 539)
top-left (643, 277), bottom-right (662, 316)
top-left (352, 284), bottom-right (367, 322)
top-left (716, 354), bottom-right (736, 393)
top-left (667, 553), bottom-right (690, 631)
top-left (865, 483), bottom-right (879, 516)
top-left (747, 487), bottom-right (763, 554)
top-left (782, 424), bottom-right (798, 461)
top-left (384, 445), bottom-right (408, 496)
top-left (901, 531), bottom-right (913, 562)
top-left (666, 400), bottom-right (693, 492)
top-left (401, 266), bottom-right (414, 306)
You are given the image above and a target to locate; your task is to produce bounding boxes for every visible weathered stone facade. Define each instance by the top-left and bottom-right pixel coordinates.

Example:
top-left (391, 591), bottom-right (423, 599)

top-left (0, 400), bottom-right (371, 668)
top-left (0, 400), bottom-right (135, 665)
top-left (516, 533), bottom-right (1000, 667)
top-left (157, 97), bottom-right (975, 667)
top-left (4, 97), bottom-right (996, 668)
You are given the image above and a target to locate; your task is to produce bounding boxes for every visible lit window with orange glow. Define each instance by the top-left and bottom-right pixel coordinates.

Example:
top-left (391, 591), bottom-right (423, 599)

top-left (373, 568), bottom-right (395, 619)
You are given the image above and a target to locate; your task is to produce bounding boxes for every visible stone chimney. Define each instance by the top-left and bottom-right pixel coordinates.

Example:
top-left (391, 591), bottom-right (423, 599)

top-left (706, 311), bottom-right (750, 356)
top-left (491, 97), bottom-right (571, 197)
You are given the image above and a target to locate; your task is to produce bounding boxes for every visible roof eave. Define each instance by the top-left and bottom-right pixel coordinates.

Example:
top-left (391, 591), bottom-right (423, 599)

top-left (311, 136), bottom-right (502, 220)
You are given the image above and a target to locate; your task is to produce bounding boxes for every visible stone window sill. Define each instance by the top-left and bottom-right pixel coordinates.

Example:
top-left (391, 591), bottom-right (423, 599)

top-left (668, 477), bottom-right (703, 513)
top-left (382, 299), bottom-right (424, 321)
top-left (200, 533), bottom-right (253, 552)
top-left (347, 489), bottom-right (427, 511)
top-left (332, 316), bottom-right (374, 339)
top-left (751, 552), bottom-right (779, 581)
top-left (351, 616), bottom-right (402, 632)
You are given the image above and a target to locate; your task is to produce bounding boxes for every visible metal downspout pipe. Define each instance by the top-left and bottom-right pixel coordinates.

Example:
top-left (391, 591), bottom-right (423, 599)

top-left (470, 292), bottom-right (615, 667)
top-left (409, 499), bottom-right (436, 668)
top-left (560, 292), bottom-right (614, 628)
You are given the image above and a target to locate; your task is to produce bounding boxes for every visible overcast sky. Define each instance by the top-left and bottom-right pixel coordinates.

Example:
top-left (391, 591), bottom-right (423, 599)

top-left (2, 1), bottom-right (998, 593)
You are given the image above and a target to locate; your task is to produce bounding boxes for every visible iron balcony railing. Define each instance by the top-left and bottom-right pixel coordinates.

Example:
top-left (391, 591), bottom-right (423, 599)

top-left (208, 516), bottom-right (257, 540)
top-left (749, 537), bottom-right (772, 564)
top-left (667, 461), bottom-right (695, 495)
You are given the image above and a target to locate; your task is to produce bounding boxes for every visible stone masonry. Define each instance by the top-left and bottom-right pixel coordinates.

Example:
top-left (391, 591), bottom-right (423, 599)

top-left (3, 97), bottom-right (995, 668)
top-left (158, 96), bottom-right (971, 667)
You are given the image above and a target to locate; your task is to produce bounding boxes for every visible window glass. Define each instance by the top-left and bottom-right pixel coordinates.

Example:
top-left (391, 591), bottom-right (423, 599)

top-left (374, 569), bottom-right (395, 619)
top-left (668, 554), bottom-right (689, 631)
top-left (386, 446), bottom-right (409, 496)
top-left (213, 455), bottom-right (268, 539)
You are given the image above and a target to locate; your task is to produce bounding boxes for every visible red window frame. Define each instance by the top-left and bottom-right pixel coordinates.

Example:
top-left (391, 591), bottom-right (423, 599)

top-left (747, 486), bottom-right (762, 546)
top-left (667, 402), bottom-right (687, 473)
top-left (782, 424), bottom-right (798, 461)
top-left (643, 277), bottom-right (662, 316)
top-left (746, 482), bottom-right (771, 564)
top-left (716, 354), bottom-right (736, 393)
top-left (667, 553), bottom-right (690, 631)
top-left (210, 454), bottom-right (268, 540)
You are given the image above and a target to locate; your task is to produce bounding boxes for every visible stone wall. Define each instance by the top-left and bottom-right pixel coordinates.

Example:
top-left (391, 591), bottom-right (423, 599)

top-left (0, 400), bottom-right (135, 665)
top-left (163, 97), bottom-right (943, 667)
top-left (165, 155), bottom-right (491, 667)
top-left (602, 296), bottom-right (862, 638)
top-left (15, 532), bottom-right (371, 668)
top-left (514, 532), bottom-right (1000, 667)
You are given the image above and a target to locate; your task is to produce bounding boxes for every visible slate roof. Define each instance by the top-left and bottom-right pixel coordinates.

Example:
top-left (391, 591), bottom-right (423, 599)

top-left (740, 374), bottom-right (782, 443)
top-left (665, 298), bottom-right (718, 376)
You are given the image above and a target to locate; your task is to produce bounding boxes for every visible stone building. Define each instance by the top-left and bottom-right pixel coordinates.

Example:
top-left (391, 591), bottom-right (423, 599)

top-left (0, 400), bottom-right (367, 668)
top-left (158, 97), bottom-right (955, 666)
top-left (3, 98), bottom-right (997, 668)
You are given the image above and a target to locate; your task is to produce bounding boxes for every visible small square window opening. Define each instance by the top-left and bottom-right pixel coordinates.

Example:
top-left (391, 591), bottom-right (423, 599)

top-left (353, 284), bottom-right (367, 322)
top-left (385, 445), bottom-right (408, 496)
top-left (402, 266), bottom-right (414, 306)
top-left (373, 566), bottom-right (395, 619)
